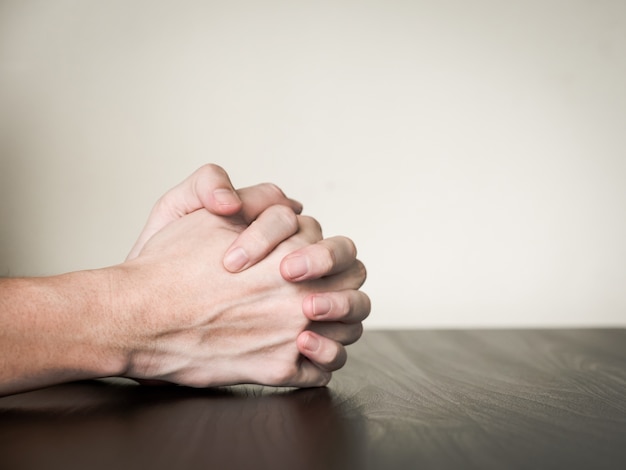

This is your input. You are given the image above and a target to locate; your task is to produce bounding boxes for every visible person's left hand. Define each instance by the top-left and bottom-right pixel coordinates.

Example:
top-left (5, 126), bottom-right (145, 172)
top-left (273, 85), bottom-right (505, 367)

top-left (127, 164), bottom-right (303, 265)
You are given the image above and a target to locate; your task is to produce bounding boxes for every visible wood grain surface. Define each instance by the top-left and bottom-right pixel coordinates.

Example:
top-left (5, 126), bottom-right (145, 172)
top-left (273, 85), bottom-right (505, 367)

top-left (1, 329), bottom-right (625, 469)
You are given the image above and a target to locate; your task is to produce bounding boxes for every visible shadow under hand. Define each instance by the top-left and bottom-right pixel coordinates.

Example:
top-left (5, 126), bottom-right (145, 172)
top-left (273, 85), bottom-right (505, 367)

top-left (0, 379), bottom-right (366, 470)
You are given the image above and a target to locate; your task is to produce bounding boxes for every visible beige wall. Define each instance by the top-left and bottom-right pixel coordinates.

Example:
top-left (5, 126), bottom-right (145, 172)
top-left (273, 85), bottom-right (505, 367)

top-left (1, 0), bottom-right (625, 327)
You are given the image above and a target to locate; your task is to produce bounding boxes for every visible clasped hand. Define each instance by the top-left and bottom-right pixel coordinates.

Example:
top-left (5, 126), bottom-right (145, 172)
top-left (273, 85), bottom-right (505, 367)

top-left (121, 164), bottom-right (370, 388)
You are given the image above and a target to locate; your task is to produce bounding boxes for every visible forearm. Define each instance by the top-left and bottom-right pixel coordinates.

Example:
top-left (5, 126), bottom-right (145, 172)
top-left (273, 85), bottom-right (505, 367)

top-left (0, 270), bottom-right (127, 396)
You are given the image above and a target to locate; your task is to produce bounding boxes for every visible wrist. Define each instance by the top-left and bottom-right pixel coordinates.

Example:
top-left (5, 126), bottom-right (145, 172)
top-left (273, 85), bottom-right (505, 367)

top-left (0, 269), bottom-right (129, 396)
top-left (103, 261), bottom-right (172, 381)
top-left (46, 268), bottom-right (130, 380)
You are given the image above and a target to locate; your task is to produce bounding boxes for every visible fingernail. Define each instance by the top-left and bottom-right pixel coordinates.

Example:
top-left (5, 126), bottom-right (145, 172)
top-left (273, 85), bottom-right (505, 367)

top-left (284, 255), bottom-right (309, 280)
top-left (313, 296), bottom-right (332, 317)
top-left (213, 188), bottom-right (240, 208)
top-left (303, 334), bottom-right (320, 352)
top-left (224, 247), bottom-right (249, 272)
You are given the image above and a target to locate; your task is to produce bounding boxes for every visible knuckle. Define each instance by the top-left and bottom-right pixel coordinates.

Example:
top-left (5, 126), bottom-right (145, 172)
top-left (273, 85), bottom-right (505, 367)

top-left (316, 371), bottom-right (332, 387)
top-left (343, 237), bottom-right (358, 258)
top-left (200, 163), bottom-right (227, 177)
top-left (321, 243), bottom-right (338, 272)
top-left (193, 164), bottom-right (231, 205)
top-left (267, 362), bottom-right (299, 386)
top-left (298, 215), bottom-right (322, 234)
top-left (260, 182), bottom-right (287, 200)
top-left (317, 341), bottom-right (347, 371)
top-left (310, 217), bottom-right (323, 234)
top-left (293, 215), bottom-right (323, 243)
top-left (271, 204), bottom-right (299, 233)
top-left (153, 193), bottom-right (177, 218)
top-left (246, 224), bottom-right (272, 249)
top-left (355, 260), bottom-right (367, 284)
top-left (332, 347), bottom-right (348, 370)
top-left (361, 293), bottom-right (372, 318)
top-left (342, 323), bottom-right (364, 346)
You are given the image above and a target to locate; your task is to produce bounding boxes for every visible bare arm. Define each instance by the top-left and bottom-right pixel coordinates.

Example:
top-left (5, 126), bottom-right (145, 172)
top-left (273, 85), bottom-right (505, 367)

top-left (0, 271), bottom-right (125, 396)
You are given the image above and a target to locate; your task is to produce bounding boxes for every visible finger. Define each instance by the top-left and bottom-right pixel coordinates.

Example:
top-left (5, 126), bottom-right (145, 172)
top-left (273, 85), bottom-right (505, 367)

top-left (303, 290), bottom-right (371, 323)
top-left (166, 163), bottom-right (243, 218)
top-left (127, 163), bottom-right (241, 260)
top-left (285, 358), bottom-right (333, 388)
top-left (313, 259), bottom-right (368, 293)
top-left (306, 321), bottom-right (364, 346)
top-left (295, 215), bottom-right (324, 243)
top-left (223, 205), bottom-right (299, 272)
top-left (223, 213), bottom-right (320, 272)
top-left (296, 331), bottom-right (348, 373)
top-left (237, 183), bottom-right (303, 224)
top-left (280, 236), bottom-right (359, 282)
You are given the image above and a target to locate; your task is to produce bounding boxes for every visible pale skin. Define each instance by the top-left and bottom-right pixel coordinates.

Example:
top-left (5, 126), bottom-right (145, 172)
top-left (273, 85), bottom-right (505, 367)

top-left (0, 165), bottom-right (370, 396)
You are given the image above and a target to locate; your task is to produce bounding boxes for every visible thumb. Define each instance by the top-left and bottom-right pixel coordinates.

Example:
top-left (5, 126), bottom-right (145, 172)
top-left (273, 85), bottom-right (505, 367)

top-left (126, 164), bottom-right (241, 260)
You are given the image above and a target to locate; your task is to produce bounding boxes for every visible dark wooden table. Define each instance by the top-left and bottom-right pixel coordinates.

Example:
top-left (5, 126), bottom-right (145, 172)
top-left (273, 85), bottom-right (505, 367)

top-left (1, 329), bottom-right (625, 469)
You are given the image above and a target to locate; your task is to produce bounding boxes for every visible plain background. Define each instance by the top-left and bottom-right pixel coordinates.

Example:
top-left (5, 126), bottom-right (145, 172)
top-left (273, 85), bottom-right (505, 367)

top-left (1, 0), bottom-right (624, 328)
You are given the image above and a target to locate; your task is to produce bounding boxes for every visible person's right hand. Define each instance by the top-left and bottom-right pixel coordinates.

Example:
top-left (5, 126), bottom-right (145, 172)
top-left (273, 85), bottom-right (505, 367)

top-left (114, 207), bottom-right (366, 388)
top-left (125, 164), bottom-right (370, 381)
